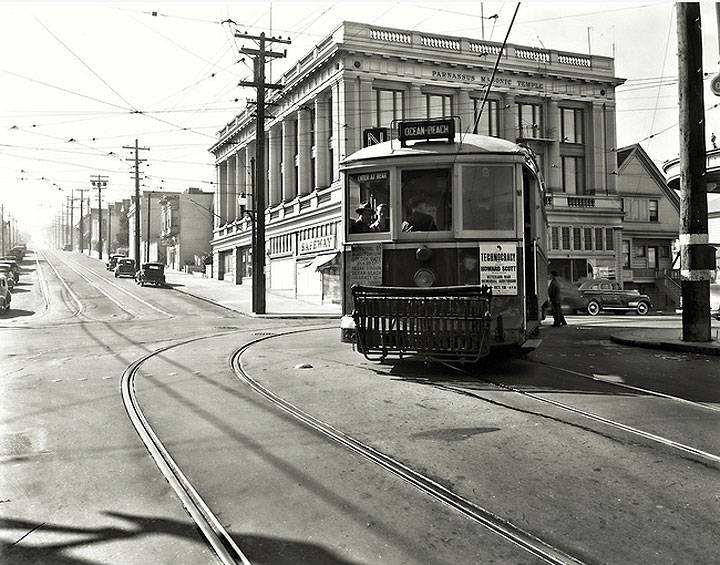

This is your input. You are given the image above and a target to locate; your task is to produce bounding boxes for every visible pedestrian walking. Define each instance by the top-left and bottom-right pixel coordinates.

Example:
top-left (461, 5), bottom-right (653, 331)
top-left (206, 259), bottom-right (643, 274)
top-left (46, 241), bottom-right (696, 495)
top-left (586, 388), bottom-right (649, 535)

top-left (548, 271), bottom-right (567, 327)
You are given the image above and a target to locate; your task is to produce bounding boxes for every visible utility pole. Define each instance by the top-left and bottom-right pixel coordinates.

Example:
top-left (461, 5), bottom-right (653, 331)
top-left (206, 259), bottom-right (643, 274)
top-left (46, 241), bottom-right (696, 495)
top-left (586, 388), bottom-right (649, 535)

top-left (76, 189), bottom-right (88, 253)
top-left (91, 175), bottom-right (108, 260)
top-left (237, 30), bottom-right (290, 314)
top-left (676, 3), bottom-right (715, 342)
top-left (146, 191), bottom-right (151, 262)
top-left (87, 196), bottom-right (92, 256)
top-left (123, 140), bottom-right (149, 270)
top-left (107, 204), bottom-right (112, 254)
top-left (69, 190), bottom-right (74, 250)
top-left (0, 203), bottom-right (5, 255)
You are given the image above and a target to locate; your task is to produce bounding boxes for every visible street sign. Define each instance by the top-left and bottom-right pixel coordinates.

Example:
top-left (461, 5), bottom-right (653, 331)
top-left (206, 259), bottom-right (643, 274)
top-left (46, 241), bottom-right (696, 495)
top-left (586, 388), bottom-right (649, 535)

top-left (363, 127), bottom-right (389, 147)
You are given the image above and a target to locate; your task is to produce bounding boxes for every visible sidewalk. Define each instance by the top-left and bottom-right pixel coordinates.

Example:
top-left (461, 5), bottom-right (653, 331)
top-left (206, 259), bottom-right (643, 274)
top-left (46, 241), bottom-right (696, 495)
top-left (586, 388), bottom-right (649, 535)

top-left (610, 327), bottom-right (720, 356)
top-left (164, 268), bottom-right (341, 318)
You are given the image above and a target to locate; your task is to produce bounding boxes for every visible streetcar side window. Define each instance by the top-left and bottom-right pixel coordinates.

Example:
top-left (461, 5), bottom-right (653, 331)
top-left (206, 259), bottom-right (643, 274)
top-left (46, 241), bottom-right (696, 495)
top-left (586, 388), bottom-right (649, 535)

top-left (347, 171), bottom-right (390, 235)
top-left (461, 165), bottom-right (514, 232)
top-left (400, 169), bottom-right (451, 232)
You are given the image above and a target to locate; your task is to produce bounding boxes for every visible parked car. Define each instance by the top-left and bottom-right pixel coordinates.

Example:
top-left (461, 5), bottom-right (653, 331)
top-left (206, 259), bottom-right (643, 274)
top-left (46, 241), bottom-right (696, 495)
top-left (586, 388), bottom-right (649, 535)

top-left (106, 254), bottom-right (126, 271)
top-left (577, 278), bottom-right (652, 316)
top-left (0, 275), bottom-right (11, 312)
top-left (543, 275), bottom-right (589, 315)
top-left (0, 260), bottom-right (19, 283)
top-left (135, 262), bottom-right (166, 287)
top-left (0, 266), bottom-right (15, 290)
top-left (114, 258), bottom-right (137, 278)
top-left (62, 244), bottom-right (72, 251)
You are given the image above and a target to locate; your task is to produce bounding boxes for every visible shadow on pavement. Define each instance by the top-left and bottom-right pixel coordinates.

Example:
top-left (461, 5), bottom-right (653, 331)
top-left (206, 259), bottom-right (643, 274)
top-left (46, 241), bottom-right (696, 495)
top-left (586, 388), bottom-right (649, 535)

top-left (0, 511), bottom-right (366, 565)
top-left (1, 309), bottom-right (36, 319)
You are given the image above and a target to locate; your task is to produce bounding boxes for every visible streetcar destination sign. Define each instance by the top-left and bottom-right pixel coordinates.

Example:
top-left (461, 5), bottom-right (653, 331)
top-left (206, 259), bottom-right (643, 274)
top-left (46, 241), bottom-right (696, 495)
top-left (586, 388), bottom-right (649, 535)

top-left (398, 119), bottom-right (455, 146)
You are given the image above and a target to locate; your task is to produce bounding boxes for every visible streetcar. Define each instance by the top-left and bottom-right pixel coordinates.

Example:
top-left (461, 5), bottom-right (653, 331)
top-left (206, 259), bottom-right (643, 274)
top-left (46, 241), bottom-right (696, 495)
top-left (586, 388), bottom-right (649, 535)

top-left (340, 117), bottom-right (548, 362)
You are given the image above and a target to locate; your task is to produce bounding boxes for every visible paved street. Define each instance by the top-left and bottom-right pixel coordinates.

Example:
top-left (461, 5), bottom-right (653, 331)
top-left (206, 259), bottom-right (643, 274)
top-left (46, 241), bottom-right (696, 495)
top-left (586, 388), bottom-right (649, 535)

top-left (1, 249), bottom-right (719, 564)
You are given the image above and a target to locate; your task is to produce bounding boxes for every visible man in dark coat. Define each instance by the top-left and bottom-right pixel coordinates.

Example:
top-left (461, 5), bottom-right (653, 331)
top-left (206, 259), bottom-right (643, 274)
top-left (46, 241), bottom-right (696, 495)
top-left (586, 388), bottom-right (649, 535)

top-left (351, 202), bottom-right (374, 233)
top-left (548, 271), bottom-right (567, 327)
top-left (401, 197), bottom-right (437, 232)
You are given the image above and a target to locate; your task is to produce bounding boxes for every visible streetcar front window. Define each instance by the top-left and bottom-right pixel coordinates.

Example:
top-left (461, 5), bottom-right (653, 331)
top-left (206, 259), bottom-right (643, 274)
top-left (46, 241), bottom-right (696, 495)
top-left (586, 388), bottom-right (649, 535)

top-left (400, 169), bottom-right (451, 232)
top-left (461, 165), bottom-right (514, 232)
top-left (347, 171), bottom-right (390, 234)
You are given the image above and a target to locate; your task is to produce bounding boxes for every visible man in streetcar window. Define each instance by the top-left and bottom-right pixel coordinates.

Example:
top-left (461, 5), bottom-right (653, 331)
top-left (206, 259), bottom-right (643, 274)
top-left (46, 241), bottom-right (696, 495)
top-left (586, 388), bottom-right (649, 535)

top-left (402, 196), bottom-right (438, 232)
top-left (370, 203), bottom-right (390, 232)
top-left (351, 202), bottom-right (374, 233)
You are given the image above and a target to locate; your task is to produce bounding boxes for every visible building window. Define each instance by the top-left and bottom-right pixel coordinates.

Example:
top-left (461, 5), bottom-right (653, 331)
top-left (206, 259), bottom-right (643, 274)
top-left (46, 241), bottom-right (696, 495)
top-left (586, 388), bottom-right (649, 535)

top-left (622, 241), bottom-right (630, 268)
top-left (648, 246), bottom-right (658, 268)
top-left (649, 199), bottom-right (659, 222)
top-left (551, 226), bottom-right (559, 250)
top-left (561, 156), bottom-right (586, 195)
top-left (606, 228), bottom-right (614, 251)
top-left (375, 89), bottom-right (404, 128)
top-left (573, 227), bottom-right (582, 250)
top-left (426, 94), bottom-right (453, 118)
top-left (584, 227), bottom-right (593, 251)
top-left (560, 107), bottom-right (584, 144)
top-left (473, 99), bottom-right (499, 136)
top-left (595, 228), bottom-right (604, 251)
top-left (517, 102), bottom-right (543, 139)
top-left (561, 227), bottom-right (570, 250)
top-left (634, 245), bottom-right (646, 258)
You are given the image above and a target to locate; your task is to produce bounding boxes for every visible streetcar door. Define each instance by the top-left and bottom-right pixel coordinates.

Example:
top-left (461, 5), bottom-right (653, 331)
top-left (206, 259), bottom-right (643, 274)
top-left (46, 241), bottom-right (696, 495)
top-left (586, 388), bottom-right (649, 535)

top-left (522, 167), bottom-right (540, 321)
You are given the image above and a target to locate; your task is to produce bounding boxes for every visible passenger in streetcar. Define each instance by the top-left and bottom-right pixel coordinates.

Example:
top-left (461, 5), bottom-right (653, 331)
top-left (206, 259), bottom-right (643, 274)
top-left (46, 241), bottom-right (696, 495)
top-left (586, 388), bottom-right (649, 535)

top-left (401, 196), bottom-right (437, 232)
top-left (370, 203), bottom-right (390, 232)
top-left (351, 202), bottom-right (374, 233)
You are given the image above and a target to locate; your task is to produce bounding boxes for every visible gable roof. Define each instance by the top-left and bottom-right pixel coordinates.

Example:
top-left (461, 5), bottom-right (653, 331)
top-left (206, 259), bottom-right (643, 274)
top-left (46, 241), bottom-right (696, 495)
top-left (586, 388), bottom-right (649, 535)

top-left (616, 144), bottom-right (680, 212)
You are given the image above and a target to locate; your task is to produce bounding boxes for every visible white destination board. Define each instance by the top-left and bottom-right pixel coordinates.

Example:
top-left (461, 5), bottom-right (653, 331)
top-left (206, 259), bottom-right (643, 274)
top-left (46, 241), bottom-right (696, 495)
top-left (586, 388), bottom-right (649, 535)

top-left (479, 243), bottom-right (518, 295)
top-left (350, 244), bottom-right (382, 286)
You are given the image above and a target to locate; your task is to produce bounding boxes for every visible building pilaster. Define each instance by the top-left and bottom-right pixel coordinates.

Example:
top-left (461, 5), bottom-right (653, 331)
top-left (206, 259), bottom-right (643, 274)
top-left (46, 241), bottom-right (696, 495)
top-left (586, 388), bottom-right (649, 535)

top-left (282, 119), bottom-right (295, 202)
top-left (547, 98), bottom-right (562, 191)
top-left (314, 94), bottom-right (330, 189)
top-left (297, 107), bottom-right (311, 196)
top-left (269, 123), bottom-right (282, 206)
top-left (226, 153), bottom-right (237, 221)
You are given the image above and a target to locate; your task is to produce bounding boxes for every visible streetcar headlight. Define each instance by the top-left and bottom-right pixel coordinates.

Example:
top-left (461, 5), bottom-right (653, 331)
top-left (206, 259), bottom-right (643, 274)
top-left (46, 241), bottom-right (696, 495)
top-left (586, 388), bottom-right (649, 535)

top-left (413, 267), bottom-right (436, 287)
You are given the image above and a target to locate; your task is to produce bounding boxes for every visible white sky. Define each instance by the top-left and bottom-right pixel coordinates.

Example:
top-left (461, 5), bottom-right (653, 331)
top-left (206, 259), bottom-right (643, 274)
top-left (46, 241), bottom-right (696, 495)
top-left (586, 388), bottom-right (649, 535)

top-left (1, 1), bottom-right (719, 239)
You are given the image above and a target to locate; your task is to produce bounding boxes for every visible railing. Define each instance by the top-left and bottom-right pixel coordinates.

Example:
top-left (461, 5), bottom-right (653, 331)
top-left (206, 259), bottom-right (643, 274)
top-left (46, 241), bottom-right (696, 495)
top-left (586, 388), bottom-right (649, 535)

top-left (515, 48), bottom-right (550, 64)
top-left (369, 28), bottom-right (411, 44)
top-left (568, 197), bottom-right (595, 207)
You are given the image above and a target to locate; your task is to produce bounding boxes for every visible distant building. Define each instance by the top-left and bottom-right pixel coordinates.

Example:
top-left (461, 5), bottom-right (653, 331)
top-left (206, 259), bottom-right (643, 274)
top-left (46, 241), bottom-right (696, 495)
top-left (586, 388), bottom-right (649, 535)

top-left (158, 188), bottom-right (214, 271)
top-left (127, 190), bottom-right (180, 264)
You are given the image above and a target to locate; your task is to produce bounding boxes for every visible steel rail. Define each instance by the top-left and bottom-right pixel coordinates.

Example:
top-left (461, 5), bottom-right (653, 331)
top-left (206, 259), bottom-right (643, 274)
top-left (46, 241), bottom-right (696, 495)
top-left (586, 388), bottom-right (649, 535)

top-left (32, 250), bottom-right (50, 317)
top-left (436, 361), bottom-right (720, 467)
top-left (73, 260), bottom-right (174, 318)
top-left (230, 332), bottom-right (588, 565)
top-left (38, 250), bottom-right (84, 316)
top-left (529, 359), bottom-right (720, 414)
top-left (120, 333), bottom-right (253, 565)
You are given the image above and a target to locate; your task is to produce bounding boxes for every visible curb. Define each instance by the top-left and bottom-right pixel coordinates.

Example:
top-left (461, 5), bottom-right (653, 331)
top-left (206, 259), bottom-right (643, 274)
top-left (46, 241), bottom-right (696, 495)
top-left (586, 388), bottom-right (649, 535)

top-left (610, 334), bottom-right (720, 356)
top-left (170, 285), bottom-right (341, 320)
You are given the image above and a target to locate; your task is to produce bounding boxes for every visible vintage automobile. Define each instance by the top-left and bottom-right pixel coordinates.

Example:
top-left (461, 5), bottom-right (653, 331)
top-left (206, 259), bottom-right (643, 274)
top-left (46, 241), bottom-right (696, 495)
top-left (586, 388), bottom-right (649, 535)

top-left (114, 258), bottom-right (137, 278)
top-left (577, 278), bottom-right (653, 316)
top-left (0, 258), bottom-right (19, 283)
top-left (135, 262), bottom-right (166, 287)
top-left (106, 254), bottom-right (126, 271)
top-left (0, 275), bottom-right (11, 312)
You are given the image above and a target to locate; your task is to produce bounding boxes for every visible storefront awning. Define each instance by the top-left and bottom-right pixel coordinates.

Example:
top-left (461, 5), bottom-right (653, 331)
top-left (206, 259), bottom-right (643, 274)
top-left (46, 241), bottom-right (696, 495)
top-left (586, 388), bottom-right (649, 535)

top-left (304, 252), bottom-right (338, 272)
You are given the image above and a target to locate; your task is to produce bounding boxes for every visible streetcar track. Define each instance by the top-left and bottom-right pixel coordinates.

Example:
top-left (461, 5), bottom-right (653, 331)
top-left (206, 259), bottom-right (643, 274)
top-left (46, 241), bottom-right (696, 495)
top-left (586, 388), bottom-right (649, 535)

top-left (120, 332), bottom-right (253, 565)
top-left (230, 329), bottom-right (588, 565)
top-left (37, 250), bottom-right (84, 317)
top-left (436, 359), bottom-right (720, 467)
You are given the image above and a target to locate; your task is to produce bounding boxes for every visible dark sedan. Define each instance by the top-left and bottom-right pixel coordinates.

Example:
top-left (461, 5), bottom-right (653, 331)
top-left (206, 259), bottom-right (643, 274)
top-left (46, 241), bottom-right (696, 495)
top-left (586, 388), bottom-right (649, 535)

top-left (577, 278), bottom-right (652, 316)
top-left (114, 258), bottom-right (136, 278)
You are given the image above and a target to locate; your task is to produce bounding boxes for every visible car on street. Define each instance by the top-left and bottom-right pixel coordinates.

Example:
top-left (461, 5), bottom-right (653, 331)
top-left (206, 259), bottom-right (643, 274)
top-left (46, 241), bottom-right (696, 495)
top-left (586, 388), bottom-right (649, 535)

top-left (0, 260), bottom-right (19, 283)
top-left (0, 266), bottom-right (15, 291)
top-left (135, 262), bottom-right (166, 287)
top-left (106, 254), bottom-right (126, 271)
top-left (0, 275), bottom-right (11, 312)
top-left (577, 278), bottom-right (652, 316)
top-left (114, 258), bottom-right (136, 278)
top-left (544, 275), bottom-right (589, 315)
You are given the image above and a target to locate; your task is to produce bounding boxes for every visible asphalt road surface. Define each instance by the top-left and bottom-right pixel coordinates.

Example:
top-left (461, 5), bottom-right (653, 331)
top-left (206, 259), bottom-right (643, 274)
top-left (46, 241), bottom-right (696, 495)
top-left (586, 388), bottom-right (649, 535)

top-left (1, 249), bottom-right (718, 565)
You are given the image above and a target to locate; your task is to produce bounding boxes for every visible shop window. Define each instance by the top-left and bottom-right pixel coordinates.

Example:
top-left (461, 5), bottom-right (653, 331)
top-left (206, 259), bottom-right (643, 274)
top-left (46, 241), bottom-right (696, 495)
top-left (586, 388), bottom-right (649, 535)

top-left (473, 99), bottom-right (499, 136)
top-left (622, 241), bottom-right (630, 268)
top-left (376, 89), bottom-right (404, 128)
top-left (560, 108), bottom-right (584, 144)
top-left (347, 171), bottom-right (390, 234)
top-left (401, 169), bottom-right (451, 231)
top-left (517, 102), bottom-right (543, 139)
top-left (649, 199), bottom-right (659, 222)
top-left (460, 165), bottom-right (513, 231)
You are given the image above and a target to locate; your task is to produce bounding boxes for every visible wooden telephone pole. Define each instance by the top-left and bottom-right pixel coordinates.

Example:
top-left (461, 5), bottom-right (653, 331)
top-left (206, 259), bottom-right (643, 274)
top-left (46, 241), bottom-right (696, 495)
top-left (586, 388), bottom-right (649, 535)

top-left (237, 30), bottom-right (290, 315)
top-left (90, 175), bottom-right (108, 260)
top-left (75, 189), bottom-right (88, 253)
top-left (123, 140), bottom-right (149, 270)
top-left (676, 3), bottom-right (715, 342)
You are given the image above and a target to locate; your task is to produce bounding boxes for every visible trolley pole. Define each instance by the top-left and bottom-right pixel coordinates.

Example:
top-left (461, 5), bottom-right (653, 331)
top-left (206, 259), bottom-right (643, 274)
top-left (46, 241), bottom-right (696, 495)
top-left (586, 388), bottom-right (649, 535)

top-left (677, 3), bottom-right (715, 342)
top-left (91, 175), bottom-right (108, 260)
top-left (123, 140), bottom-right (149, 270)
top-left (237, 30), bottom-right (290, 314)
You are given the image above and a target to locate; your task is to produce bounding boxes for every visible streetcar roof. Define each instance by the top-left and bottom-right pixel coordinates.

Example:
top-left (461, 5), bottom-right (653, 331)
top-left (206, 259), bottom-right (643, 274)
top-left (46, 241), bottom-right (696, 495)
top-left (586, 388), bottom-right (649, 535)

top-left (342, 133), bottom-right (529, 166)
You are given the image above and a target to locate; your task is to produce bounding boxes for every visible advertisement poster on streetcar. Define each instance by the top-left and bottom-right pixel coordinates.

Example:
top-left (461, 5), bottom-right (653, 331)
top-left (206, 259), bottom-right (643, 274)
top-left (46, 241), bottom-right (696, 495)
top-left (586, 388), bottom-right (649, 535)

top-left (479, 243), bottom-right (518, 295)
